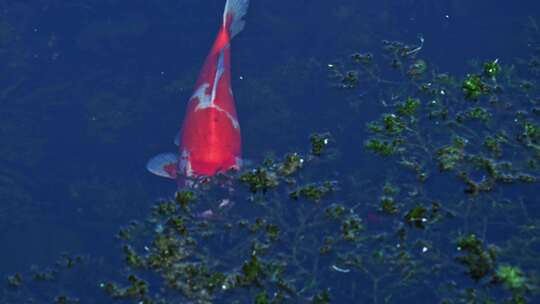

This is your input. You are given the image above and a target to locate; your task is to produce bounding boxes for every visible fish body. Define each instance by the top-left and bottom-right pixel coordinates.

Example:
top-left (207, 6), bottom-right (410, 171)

top-left (147, 0), bottom-right (249, 186)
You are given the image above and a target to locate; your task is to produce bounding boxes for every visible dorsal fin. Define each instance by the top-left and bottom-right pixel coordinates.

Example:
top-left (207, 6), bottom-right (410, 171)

top-left (210, 49), bottom-right (225, 103)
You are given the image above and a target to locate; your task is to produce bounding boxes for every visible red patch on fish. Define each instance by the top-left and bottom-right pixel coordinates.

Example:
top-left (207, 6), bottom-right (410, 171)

top-left (147, 0), bottom-right (249, 188)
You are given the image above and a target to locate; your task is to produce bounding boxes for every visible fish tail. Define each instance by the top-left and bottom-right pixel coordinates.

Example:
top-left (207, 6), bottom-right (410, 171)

top-left (223, 0), bottom-right (249, 38)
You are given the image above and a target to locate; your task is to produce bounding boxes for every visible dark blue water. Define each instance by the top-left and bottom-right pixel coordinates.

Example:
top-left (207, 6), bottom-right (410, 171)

top-left (1, 0), bottom-right (539, 302)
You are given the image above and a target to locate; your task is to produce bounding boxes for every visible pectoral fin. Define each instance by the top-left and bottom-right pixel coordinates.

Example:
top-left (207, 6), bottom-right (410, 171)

top-left (146, 153), bottom-right (178, 179)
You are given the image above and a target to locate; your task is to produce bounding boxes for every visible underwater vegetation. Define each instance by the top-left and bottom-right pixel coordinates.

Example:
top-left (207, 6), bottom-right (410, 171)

top-left (1, 2), bottom-right (540, 303)
top-left (3, 102), bottom-right (539, 303)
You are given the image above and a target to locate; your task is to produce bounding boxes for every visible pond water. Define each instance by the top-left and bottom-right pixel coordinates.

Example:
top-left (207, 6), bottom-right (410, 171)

top-left (0, 0), bottom-right (539, 303)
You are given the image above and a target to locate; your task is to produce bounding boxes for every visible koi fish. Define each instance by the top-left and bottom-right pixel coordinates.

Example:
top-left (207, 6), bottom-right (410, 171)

top-left (147, 0), bottom-right (249, 187)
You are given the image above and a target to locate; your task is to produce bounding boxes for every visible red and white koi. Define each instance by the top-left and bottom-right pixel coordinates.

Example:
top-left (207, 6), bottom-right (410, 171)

top-left (147, 0), bottom-right (249, 188)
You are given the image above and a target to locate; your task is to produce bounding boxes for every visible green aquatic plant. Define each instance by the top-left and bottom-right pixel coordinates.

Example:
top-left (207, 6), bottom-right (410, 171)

top-left (462, 74), bottom-right (488, 100)
top-left (456, 106), bottom-right (491, 122)
top-left (6, 273), bottom-right (22, 288)
top-left (289, 181), bottom-right (336, 202)
top-left (496, 265), bottom-right (526, 291)
top-left (396, 97), bottom-right (421, 117)
top-left (483, 134), bottom-right (506, 157)
top-left (339, 70), bottom-right (360, 89)
top-left (326, 30), bottom-right (540, 302)
top-left (351, 52), bottom-right (373, 64)
top-left (380, 196), bottom-right (399, 215)
top-left (102, 274), bottom-right (149, 300)
top-left (341, 213), bottom-right (364, 242)
top-left (404, 205), bottom-right (428, 229)
top-left (239, 167), bottom-right (279, 194)
top-left (278, 153), bottom-right (304, 176)
top-left (175, 190), bottom-right (195, 209)
top-left (364, 138), bottom-right (403, 156)
top-left (436, 144), bottom-right (465, 171)
top-left (310, 132), bottom-right (332, 156)
top-left (312, 289), bottom-right (331, 303)
top-left (483, 59), bottom-right (501, 78)
top-left (408, 59), bottom-right (427, 78)
top-left (455, 234), bottom-right (497, 282)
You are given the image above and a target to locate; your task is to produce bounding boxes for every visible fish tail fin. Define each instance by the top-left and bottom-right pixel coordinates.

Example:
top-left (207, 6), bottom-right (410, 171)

top-left (223, 0), bottom-right (249, 38)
